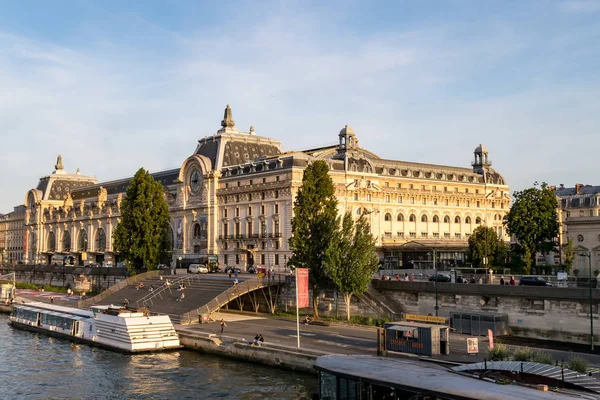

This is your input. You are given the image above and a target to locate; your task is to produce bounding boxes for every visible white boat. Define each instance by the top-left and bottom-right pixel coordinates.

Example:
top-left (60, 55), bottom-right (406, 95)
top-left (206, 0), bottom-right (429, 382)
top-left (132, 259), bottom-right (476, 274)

top-left (9, 302), bottom-right (180, 353)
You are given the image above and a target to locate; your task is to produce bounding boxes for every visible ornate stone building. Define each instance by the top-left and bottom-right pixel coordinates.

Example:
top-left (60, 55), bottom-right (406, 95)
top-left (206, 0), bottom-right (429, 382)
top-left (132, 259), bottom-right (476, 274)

top-left (0, 206), bottom-right (26, 264)
top-left (3, 105), bottom-right (510, 270)
top-left (553, 184), bottom-right (600, 273)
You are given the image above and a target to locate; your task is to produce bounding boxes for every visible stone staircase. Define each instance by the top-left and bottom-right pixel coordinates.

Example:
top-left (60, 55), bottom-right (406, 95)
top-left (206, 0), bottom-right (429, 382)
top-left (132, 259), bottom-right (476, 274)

top-left (92, 275), bottom-right (244, 324)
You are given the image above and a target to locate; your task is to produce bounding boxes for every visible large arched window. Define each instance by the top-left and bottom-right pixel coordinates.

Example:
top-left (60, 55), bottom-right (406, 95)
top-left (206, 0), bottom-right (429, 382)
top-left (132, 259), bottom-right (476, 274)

top-left (62, 231), bottom-right (71, 252)
top-left (193, 223), bottom-right (201, 239)
top-left (455, 216), bottom-right (461, 224)
top-left (409, 214), bottom-right (416, 222)
top-left (465, 216), bottom-right (472, 224)
top-left (421, 215), bottom-right (428, 223)
top-left (432, 215), bottom-right (439, 223)
top-left (443, 216), bottom-right (450, 224)
top-left (96, 228), bottom-right (106, 252)
top-left (475, 217), bottom-right (482, 224)
top-left (397, 213), bottom-right (404, 222)
top-left (384, 213), bottom-right (392, 222)
top-left (78, 230), bottom-right (88, 252)
top-left (47, 232), bottom-right (56, 252)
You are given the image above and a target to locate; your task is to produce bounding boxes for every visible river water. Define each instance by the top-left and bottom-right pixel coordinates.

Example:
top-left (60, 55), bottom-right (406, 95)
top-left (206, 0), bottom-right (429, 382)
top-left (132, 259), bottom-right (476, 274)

top-left (0, 314), bottom-right (317, 399)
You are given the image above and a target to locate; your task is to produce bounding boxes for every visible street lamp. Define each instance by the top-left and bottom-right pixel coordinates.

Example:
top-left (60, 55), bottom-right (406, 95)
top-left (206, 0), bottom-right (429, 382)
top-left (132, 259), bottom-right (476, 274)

top-left (428, 250), bottom-right (439, 316)
top-left (177, 256), bottom-right (182, 276)
top-left (579, 251), bottom-right (594, 351)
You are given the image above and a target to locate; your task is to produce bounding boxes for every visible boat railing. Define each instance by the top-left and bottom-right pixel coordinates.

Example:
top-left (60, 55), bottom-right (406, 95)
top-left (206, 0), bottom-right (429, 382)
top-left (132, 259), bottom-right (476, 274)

top-left (136, 275), bottom-right (200, 308)
top-left (179, 277), bottom-right (283, 325)
top-left (78, 270), bottom-right (162, 308)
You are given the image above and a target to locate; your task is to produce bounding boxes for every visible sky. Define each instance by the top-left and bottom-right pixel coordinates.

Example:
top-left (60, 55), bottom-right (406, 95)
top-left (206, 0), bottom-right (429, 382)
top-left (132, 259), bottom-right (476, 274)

top-left (0, 0), bottom-right (599, 213)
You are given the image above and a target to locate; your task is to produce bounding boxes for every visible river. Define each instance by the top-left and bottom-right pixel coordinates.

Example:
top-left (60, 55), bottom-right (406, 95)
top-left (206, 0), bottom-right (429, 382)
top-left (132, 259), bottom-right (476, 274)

top-left (0, 314), bottom-right (317, 399)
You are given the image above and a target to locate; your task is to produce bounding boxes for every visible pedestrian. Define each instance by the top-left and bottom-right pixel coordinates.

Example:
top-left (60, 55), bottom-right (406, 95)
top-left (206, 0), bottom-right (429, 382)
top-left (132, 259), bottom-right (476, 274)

top-left (67, 288), bottom-right (71, 296)
top-left (233, 278), bottom-right (239, 287)
top-left (478, 277), bottom-right (483, 285)
top-left (252, 334), bottom-right (260, 346)
top-left (234, 269), bottom-right (238, 279)
top-left (510, 276), bottom-right (515, 286)
top-left (228, 271), bottom-right (232, 279)
top-left (395, 274), bottom-right (400, 281)
top-left (220, 319), bottom-right (227, 334)
top-left (123, 298), bottom-right (129, 307)
top-left (404, 273), bottom-right (408, 281)
top-left (259, 334), bottom-right (264, 344)
top-left (500, 276), bottom-right (505, 286)
top-left (409, 274), bottom-right (414, 282)
top-left (50, 296), bottom-right (54, 304)
top-left (176, 292), bottom-right (185, 302)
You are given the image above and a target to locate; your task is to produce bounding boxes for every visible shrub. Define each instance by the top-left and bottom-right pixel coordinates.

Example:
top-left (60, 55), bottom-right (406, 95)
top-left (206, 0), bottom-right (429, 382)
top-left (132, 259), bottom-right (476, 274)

top-left (488, 343), bottom-right (510, 361)
top-left (567, 357), bottom-right (589, 373)
top-left (573, 269), bottom-right (580, 276)
top-left (512, 347), bottom-right (533, 362)
top-left (532, 351), bottom-right (554, 365)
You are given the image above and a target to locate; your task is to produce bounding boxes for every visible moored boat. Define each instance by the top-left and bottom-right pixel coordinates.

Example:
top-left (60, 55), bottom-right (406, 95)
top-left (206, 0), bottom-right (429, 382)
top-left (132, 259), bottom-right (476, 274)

top-left (9, 302), bottom-right (180, 353)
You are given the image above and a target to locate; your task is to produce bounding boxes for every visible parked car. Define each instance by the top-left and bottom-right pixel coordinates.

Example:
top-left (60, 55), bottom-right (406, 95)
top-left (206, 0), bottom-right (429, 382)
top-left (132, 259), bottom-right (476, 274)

top-left (519, 276), bottom-right (552, 286)
top-left (224, 266), bottom-right (241, 274)
top-left (429, 274), bottom-right (451, 283)
top-left (157, 264), bottom-right (170, 270)
top-left (189, 264), bottom-right (209, 274)
top-left (208, 264), bottom-right (222, 273)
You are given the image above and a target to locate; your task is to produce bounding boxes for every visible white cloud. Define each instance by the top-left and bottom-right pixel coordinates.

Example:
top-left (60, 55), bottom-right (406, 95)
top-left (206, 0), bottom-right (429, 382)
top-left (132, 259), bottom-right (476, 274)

top-left (560, 0), bottom-right (600, 13)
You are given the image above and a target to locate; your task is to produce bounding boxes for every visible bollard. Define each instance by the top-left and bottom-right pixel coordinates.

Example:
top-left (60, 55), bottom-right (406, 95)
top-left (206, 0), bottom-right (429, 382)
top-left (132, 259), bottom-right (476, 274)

top-left (484, 358), bottom-right (487, 371)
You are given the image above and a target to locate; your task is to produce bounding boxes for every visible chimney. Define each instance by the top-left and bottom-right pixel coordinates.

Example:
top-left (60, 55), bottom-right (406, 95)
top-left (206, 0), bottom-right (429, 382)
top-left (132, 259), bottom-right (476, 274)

top-left (575, 184), bottom-right (583, 194)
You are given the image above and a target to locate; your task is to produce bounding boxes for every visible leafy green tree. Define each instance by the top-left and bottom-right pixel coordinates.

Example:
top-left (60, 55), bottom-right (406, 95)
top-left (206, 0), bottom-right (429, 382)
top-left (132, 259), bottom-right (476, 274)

top-left (289, 160), bottom-right (338, 318)
top-left (503, 182), bottom-right (559, 269)
top-left (467, 226), bottom-right (502, 268)
top-left (563, 237), bottom-right (575, 274)
top-left (113, 168), bottom-right (171, 274)
top-left (324, 213), bottom-right (379, 320)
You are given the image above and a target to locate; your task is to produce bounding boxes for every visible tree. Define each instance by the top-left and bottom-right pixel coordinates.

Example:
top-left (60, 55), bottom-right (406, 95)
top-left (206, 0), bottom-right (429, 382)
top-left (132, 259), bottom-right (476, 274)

top-left (113, 168), bottom-right (171, 274)
top-left (288, 160), bottom-right (338, 318)
top-left (563, 237), bottom-right (575, 274)
top-left (324, 213), bottom-right (379, 320)
top-left (503, 182), bottom-right (559, 268)
top-left (467, 226), bottom-right (502, 268)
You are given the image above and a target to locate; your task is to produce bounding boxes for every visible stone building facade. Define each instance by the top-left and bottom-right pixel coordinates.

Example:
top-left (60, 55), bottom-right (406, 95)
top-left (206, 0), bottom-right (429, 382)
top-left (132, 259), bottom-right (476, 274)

top-left (553, 184), bottom-right (600, 274)
top-left (0, 205), bottom-right (26, 264)
top-left (1, 106), bottom-right (510, 270)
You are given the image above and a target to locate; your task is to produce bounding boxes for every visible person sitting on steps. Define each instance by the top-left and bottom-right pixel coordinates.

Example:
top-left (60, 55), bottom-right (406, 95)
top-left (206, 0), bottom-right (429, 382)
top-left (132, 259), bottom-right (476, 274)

top-left (176, 292), bottom-right (185, 302)
top-left (303, 316), bottom-right (312, 325)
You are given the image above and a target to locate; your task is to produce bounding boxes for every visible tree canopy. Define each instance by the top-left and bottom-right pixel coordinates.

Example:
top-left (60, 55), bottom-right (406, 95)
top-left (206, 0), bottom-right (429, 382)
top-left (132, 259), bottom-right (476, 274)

top-left (324, 212), bottom-right (379, 320)
top-left (563, 237), bottom-right (575, 274)
top-left (113, 168), bottom-right (171, 274)
top-left (288, 160), bottom-right (338, 318)
top-left (503, 182), bottom-right (559, 268)
top-left (467, 226), bottom-right (506, 268)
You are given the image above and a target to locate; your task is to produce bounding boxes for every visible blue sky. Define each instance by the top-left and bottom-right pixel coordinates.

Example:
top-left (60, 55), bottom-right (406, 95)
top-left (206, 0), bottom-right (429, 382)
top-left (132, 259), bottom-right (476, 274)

top-left (1, 0), bottom-right (599, 212)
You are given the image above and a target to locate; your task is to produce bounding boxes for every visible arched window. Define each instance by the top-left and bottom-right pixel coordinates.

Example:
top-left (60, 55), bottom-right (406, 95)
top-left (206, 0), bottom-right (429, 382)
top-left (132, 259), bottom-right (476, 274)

top-left (443, 216), bottom-right (450, 223)
top-left (454, 216), bottom-right (461, 224)
top-left (409, 214), bottom-right (416, 222)
top-left (397, 213), bottom-right (404, 222)
top-left (62, 231), bottom-right (71, 252)
top-left (421, 215), bottom-right (428, 223)
top-left (96, 228), bottom-right (106, 252)
top-left (356, 208), bottom-right (362, 216)
top-left (167, 227), bottom-right (175, 250)
top-left (432, 215), bottom-right (439, 223)
top-left (78, 230), bottom-right (88, 252)
top-left (476, 217), bottom-right (482, 224)
top-left (384, 213), bottom-right (392, 222)
top-left (193, 223), bottom-right (201, 239)
top-left (47, 232), bottom-right (56, 252)
top-left (465, 216), bottom-right (472, 224)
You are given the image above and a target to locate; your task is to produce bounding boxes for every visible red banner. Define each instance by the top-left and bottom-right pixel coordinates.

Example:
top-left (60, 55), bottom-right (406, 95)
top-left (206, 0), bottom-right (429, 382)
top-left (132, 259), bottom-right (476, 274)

top-left (488, 329), bottom-right (494, 350)
top-left (297, 268), bottom-right (309, 308)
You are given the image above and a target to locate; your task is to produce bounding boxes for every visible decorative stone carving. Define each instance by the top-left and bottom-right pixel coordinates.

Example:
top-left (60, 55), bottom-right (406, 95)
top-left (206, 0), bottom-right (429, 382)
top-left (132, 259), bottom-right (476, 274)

top-left (221, 104), bottom-right (235, 129)
top-left (116, 193), bottom-right (123, 211)
top-left (98, 187), bottom-right (107, 207)
top-left (64, 193), bottom-right (73, 210)
top-left (55, 155), bottom-right (64, 171)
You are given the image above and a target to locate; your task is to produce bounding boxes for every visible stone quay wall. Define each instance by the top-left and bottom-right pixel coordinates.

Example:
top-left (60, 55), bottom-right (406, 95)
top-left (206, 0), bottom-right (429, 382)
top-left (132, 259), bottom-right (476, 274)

top-left (0, 265), bottom-right (128, 292)
top-left (373, 280), bottom-right (600, 345)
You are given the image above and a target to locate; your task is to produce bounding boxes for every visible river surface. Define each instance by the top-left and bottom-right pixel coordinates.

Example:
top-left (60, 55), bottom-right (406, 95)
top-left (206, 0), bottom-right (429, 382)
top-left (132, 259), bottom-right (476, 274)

top-left (0, 314), bottom-right (317, 399)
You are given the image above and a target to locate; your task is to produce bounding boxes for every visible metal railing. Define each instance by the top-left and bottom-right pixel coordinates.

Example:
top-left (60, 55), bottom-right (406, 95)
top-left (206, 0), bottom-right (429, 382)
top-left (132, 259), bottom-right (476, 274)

top-left (136, 274), bottom-right (199, 308)
top-left (179, 276), bottom-right (284, 325)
